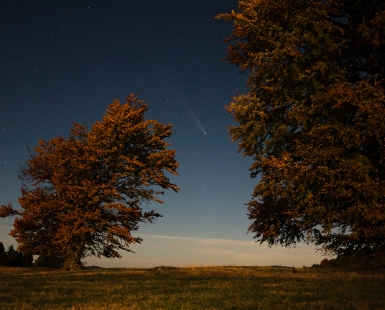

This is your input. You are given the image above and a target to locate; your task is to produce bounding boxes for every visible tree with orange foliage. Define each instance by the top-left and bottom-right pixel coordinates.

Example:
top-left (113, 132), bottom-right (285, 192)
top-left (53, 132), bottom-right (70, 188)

top-left (0, 94), bottom-right (179, 270)
top-left (217, 0), bottom-right (385, 256)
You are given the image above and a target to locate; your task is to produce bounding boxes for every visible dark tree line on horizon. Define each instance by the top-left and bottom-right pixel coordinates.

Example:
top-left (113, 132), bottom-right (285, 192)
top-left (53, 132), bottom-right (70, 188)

top-left (0, 242), bottom-right (33, 267)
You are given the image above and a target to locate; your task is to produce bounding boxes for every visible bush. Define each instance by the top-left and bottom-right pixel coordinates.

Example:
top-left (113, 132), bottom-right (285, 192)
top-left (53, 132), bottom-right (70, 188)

top-left (35, 254), bottom-right (66, 269)
top-left (313, 253), bottom-right (385, 269)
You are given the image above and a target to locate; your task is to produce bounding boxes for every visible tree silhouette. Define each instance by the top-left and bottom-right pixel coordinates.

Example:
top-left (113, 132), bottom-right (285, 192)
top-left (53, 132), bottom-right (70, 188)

top-left (0, 242), bottom-right (7, 266)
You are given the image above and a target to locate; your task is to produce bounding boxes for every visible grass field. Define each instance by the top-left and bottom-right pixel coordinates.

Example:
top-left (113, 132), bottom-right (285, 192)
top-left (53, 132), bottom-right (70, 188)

top-left (1, 265), bottom-right (384, 309)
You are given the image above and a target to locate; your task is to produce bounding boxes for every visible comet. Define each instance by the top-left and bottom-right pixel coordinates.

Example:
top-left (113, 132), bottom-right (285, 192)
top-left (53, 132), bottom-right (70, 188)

top-left (183, 101), bottom-right (207, 135)
top-left (163, 75), bottom-right (207, 135)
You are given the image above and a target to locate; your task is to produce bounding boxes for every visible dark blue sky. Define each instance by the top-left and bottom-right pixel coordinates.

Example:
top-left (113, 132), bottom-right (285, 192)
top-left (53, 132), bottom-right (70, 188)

top-left (0, 0), bottom-right (326, 267)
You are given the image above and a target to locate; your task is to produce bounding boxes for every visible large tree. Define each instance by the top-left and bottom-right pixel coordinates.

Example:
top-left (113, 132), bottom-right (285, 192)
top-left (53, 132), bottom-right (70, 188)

top-left (0, 94), bottom-right (179, 270)
top-left (217, 0), bottom-right (385, 256)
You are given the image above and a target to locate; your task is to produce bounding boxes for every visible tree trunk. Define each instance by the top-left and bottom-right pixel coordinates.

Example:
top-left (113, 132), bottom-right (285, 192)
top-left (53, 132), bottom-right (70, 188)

top-left (61, 242), bottom-right (84, 271)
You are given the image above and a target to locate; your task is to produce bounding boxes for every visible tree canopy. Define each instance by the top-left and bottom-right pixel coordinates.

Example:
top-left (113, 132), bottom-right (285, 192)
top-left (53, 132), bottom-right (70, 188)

top-left (0, 94), bottom-right (179, 270)
top-left (217, 0), bottom-right (385, 256)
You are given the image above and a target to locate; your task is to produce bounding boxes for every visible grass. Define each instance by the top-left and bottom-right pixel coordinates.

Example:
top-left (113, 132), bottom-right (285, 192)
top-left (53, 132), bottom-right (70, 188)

top-left (0, 265), bottom-right (384, 309)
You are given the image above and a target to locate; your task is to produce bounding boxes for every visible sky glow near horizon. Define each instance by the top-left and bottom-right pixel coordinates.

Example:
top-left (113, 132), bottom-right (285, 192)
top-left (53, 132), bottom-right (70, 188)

top-left (0, 0), bottom-right (331, 267)
top-left (86, 234), bottom-right (329, 268)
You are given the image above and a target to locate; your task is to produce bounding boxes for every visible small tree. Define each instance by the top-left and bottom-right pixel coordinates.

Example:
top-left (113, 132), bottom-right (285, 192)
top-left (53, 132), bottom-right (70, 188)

top-left (1, 94), bottom-right (179, 270)
top-left (217, 0), bottom-right (385, 256)
top-left (0, 242), bottom-right (7, 266)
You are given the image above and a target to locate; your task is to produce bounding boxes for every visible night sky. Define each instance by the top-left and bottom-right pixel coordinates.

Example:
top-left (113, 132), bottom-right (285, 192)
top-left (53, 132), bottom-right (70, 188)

top-left (0, 0), bottom-right (328, 267)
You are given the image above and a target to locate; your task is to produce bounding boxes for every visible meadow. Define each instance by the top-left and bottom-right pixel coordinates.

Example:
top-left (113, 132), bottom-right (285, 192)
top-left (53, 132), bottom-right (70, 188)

top-left (0, 265), bottom-right (384, 310)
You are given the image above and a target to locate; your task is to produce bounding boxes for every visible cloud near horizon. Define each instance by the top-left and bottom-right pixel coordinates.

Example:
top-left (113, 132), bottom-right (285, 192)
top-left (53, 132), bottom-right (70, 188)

top-left (86, 234), bottom-right (331, 268)
top-left (0, 224), bottom-right (331, 268)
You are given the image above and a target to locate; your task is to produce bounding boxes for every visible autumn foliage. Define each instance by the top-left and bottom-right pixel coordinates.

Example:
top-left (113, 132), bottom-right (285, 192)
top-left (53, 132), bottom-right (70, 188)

top-left (1, 94), bottom-right (179, 270)
top-left (217, 0), bottom-right (385, 256)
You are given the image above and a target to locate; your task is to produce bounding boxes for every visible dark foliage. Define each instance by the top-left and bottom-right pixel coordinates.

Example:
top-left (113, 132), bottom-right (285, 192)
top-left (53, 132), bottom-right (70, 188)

top-left (0, 242), bottom-right (33, 267)
top-left (0, 242), bottom-right (7, 266)
top-left (34, 254), bottom-right (66, 269)
top-left (312, 253), bottom-right (385, 269)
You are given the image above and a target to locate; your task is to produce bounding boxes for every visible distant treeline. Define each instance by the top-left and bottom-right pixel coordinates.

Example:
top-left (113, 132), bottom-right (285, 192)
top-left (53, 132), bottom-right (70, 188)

top-left (312, 253), bottom-right (385, 269)
top-left (0, 241), bottom-right (66, 268)
top-left (0, 242), bottom-right (33, 267)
